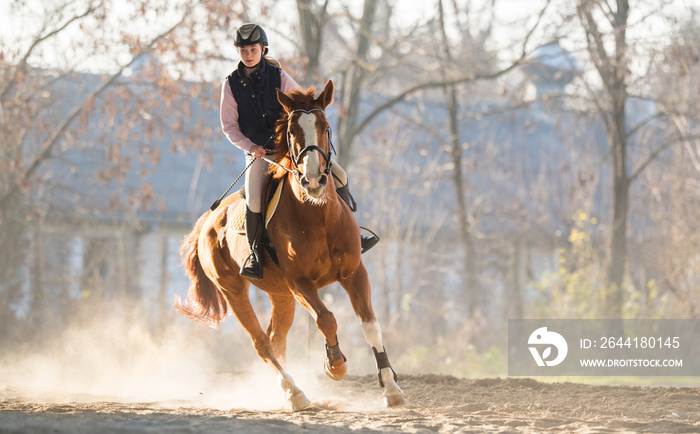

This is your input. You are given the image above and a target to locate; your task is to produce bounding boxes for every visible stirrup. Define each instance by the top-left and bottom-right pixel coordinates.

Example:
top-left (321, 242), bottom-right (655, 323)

top-left (360, 226), bottom-right (380, 254)
top-left (240, 251), bottom-right (263, 280)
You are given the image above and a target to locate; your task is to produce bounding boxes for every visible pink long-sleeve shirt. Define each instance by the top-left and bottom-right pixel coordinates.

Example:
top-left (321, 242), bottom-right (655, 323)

top-left (220, 67), bottom-right (301, 153)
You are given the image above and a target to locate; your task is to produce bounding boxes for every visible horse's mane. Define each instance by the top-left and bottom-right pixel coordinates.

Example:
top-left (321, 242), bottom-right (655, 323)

top-left (269, 87), bottom-right (326, 180)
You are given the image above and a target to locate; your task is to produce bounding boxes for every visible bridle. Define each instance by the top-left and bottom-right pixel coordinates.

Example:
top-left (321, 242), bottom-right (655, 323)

top-left (285, 108), bottom-right (335, 179)
top-left (212, 108), bottom-right (335, 211)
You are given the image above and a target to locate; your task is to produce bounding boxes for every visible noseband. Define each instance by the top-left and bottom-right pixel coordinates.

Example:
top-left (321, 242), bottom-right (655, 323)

top-left (286, 108), bottom-right (335, 178)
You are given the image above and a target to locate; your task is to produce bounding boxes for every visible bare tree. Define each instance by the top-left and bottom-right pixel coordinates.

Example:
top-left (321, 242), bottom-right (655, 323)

top-left (573, 0), bottom-right (697, 317)
top-left (575, 0), bottom-right (631, 318)
top-left (296, 0), bottom-right (329, 86)
top-left (436, 0), bottom-right (480, 317)
top-left (635, 9), bottom-right (700, 317)
top-left (0, 0), bottom-right (246, 336)
top-left (335, 0), bottom-right (380, 168)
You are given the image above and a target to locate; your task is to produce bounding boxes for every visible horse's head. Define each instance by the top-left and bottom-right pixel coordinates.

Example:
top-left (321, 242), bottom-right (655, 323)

top-left (274, 80), bottom-right (335, 205)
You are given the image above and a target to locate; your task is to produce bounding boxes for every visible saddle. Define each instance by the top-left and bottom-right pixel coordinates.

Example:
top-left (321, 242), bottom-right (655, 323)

top-left (228, 177), bottom-right (285, 234)
top-left (227, 177), bottom-right (284, 267)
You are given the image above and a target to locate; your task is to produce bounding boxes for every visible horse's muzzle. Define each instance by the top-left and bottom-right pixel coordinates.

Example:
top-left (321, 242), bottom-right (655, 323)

top-left (301, 173), bottom-right (327, 188)
top-left (301, 173), bottom-right (328, 200)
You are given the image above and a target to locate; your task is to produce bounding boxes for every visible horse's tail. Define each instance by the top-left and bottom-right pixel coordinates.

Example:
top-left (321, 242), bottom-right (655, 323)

top-left (175, 211), bottom-right (228, 328)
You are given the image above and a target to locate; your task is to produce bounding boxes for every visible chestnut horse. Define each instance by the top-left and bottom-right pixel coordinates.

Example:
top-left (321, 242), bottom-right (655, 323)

top-left (176, 80), bottom-right (405, 410)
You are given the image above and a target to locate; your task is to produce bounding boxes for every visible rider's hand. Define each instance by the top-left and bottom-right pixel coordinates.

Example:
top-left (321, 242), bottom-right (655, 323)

top-left (250, 145), bottom-right (266, 159)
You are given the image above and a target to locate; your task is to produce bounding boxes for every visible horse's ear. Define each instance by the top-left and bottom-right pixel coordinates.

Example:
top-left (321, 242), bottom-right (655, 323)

top-left (317, 80), bottom-right (334, 109)
top-left (277, 88), bottom-right (294, 113)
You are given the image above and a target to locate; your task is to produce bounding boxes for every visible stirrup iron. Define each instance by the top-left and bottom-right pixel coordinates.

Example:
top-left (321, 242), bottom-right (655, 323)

top-left (360, 226), bottom-right (380, 254)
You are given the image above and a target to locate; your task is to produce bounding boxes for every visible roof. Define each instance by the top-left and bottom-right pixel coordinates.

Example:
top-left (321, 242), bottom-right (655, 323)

top-left (528, 41), bottom-right (583, 73)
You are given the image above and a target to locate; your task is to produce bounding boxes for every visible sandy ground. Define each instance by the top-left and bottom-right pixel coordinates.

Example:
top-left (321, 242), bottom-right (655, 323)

top-left (2, 374), bottom-right (700, 433)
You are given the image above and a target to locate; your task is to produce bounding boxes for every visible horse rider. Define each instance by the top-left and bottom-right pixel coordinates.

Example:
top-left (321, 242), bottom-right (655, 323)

top-left (220, 23), bottom-right (379, 280)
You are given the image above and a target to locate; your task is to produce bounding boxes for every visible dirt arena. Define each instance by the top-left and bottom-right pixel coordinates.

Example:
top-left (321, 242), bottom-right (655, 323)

top-left (3, 373), bottom-right (700, 433)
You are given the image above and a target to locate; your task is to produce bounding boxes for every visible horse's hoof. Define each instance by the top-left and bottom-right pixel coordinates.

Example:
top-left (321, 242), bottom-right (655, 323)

top-left (324, 359), bottom-right (347, 381)
top-left (383, 390), bottom-right (407, 408)
top-left (289, 391), bottom-right (312, 411)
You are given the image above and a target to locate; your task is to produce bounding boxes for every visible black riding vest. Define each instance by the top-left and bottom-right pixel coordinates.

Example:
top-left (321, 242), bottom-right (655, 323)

top-left (227, 60), bottom-right (283, 149)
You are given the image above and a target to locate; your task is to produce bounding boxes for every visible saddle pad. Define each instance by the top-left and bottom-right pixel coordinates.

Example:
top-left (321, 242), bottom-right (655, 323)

top-left (230, 178), bottom-right (284, 234)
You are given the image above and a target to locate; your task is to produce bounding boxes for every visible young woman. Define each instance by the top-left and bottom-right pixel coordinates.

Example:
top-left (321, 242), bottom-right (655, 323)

top-left (220, 23), bottom-right (378, 280)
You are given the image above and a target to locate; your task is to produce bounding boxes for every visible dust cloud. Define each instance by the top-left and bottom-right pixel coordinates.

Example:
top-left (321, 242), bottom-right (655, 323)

top-left (0, 312), bottom-right (282, 410)
top-left (0, 305), bottom-right (386, 412)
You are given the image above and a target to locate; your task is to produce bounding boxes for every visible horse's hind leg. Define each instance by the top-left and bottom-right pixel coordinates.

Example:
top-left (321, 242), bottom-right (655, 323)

top-left (220, 288), bottom-right (311, 411)
top-left (360, 321), bottom-right (406, 407)
top-left (340, 264), bottom-right (407, 408)
top-left (266, 292), bottom-right (296, 366)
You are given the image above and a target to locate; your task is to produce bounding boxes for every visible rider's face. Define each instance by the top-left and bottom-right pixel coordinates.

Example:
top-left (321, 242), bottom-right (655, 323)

top-left (238, 44), bottom-right (263, 67)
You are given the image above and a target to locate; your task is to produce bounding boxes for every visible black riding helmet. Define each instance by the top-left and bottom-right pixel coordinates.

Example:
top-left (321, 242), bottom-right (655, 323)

top-left (234, 23), bottom-right (269, 55)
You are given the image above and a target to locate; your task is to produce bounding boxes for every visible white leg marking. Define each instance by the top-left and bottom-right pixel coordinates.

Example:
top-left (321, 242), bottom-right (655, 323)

top-left (277, 370), bottom-right (311, 411)
top-left (361, 321), bottom-right (384, 350)
top-left (361, 321), bottom-right (405, 406)
top-left (277, 370), bottom-right (296, 392)
top-left (361, 322), bottom-right (394, 384)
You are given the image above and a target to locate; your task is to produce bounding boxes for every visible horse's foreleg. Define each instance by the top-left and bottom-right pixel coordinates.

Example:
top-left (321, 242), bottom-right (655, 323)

top-left (290, 279), bottom-right (348, 380)
top-left (221, 289), bottom-right (310, 411)
top-left (266, 292), bottom-right (296, 367)
top-left (341, 265), bottom-right (407, 408)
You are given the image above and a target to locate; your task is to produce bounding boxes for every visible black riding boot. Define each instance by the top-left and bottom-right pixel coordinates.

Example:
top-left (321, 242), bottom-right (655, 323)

top-left (240, 207), bottom-right (264, 280)
top-left (336, 185), bottom-right (380, 254)
top-left (336, 185), bottom-right (357, 212)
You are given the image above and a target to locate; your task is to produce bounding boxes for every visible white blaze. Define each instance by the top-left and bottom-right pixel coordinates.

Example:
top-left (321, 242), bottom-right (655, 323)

top-left (298, 113), bottom-right (321, 184)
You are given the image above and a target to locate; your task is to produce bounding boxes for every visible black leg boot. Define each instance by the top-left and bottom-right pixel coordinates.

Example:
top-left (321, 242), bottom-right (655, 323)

top-left (336, 185), bottom-right (357, 212)
top-left (336, 185), bottom-right (379, 253)
top-left (240, 207), bottom-right (264, 280)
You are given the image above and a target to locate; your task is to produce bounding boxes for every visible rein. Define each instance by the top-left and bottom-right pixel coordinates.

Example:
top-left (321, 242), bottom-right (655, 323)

top-left (209, 108), bottom-right (336, 211)
top-left (261, 156), bottom-right (294, 174)
top-left (286, 108), bottom-right (335, 178)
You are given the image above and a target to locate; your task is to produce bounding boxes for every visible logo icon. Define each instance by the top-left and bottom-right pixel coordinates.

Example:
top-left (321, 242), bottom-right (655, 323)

top-left (528, 327), bottom-right (568, 367)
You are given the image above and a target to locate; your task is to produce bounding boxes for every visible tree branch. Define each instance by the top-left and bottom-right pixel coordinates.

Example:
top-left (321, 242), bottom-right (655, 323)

top-left (577, 1), bottom-right (612, 82)
top-left (350, 58), bottom-right (524, 140)
top-left (0, 1), bottom-right (103, 101)
top-left (626, 109), bottom-right (665, 138)
top-left (628, 139), bottom-right (674, 184)
top-left (0, 7), bottom-right (191, 210)
top-left (350, 0), bottom-right (553, 141)
top-left (628, 114), bottom-right (700, 184)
